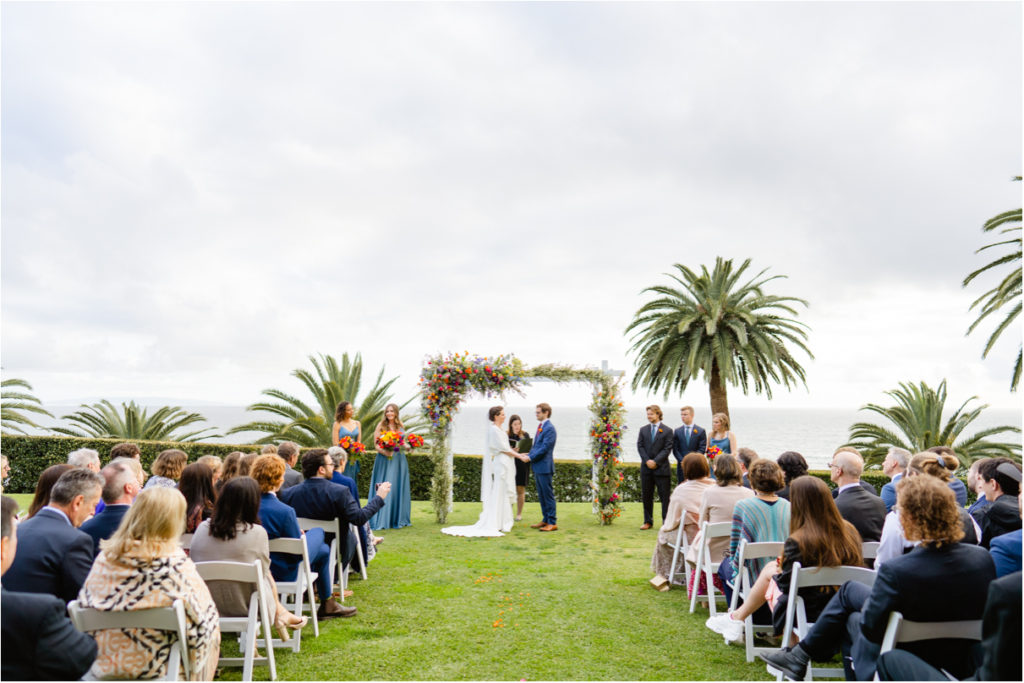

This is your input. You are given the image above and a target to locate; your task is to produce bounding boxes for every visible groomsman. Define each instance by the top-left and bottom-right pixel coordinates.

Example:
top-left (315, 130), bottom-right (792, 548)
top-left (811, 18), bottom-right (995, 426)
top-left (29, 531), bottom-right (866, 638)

top-left (638, 405), bottom-right (673, 529)
top-left (672, 406), bottom-right (707, 485)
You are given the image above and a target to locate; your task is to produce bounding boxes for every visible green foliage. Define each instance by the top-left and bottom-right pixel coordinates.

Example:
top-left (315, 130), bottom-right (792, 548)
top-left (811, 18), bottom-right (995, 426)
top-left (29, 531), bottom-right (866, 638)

top-left (1, 378), bottom-right (53, 435)
top-left (52, 400), bottom-right (219, 442)
top-left (588, 378), bottom-right (626, 524)
top-left (844, 380), bottom-right (1021, 468)
top-left (228, 352), bottom-right (422, 448)
top-left (625, 257), bottom-right (812, 415)
top-left (963, 177), bottom-right (1022, 391)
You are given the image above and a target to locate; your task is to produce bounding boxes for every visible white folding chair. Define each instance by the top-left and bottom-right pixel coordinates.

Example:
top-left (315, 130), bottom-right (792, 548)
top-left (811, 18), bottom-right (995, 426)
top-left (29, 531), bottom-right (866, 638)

top-left (267, 536), bottom-right (320, 649)
top-left (179, 533), bottom-right (194, 550)
top-left (729, 540), bottom-right (785, 662)
top-left (194, 560), bottom-right (277, 681)
top-left (296, 517), bottom-right (344, 598)
top-left (68, 599), bottom-right (191, 681)
top-left (873, 611), bottom-right (983, 680)
top-left (689, 521), bottom-right (732, 616)
top-left (351, 522), bottom-right (368, 580)
top-left (773, 562), bottom-right (877, 681)
top-left (861, 542), bottom-right (880, 561)
top-left (667, 520), bottom-right (693, 588)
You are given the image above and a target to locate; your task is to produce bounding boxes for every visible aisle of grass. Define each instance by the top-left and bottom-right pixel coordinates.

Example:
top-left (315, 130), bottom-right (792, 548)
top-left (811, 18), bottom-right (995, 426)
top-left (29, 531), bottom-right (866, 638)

top-left (215, 502), bottom-right (770, 681)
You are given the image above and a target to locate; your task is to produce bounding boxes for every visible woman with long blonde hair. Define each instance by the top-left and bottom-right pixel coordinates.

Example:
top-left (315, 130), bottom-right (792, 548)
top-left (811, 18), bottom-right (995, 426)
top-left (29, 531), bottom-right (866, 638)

top-left (368, 403), bottom-right (412, 530)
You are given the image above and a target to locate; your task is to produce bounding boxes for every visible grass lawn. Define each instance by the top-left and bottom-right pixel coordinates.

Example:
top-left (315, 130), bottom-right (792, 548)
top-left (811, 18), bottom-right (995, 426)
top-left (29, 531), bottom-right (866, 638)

top-left (214, 501), bottom-right (772, 681)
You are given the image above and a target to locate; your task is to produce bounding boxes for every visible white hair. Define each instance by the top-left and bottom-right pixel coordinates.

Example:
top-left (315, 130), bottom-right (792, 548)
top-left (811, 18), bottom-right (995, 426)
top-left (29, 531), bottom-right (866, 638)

top-left (327, 446), bottom-right (347, 467)
top-left (67, 448), bottom-right (101, 469)
top-left (887, 447), bottom-right (911, 470)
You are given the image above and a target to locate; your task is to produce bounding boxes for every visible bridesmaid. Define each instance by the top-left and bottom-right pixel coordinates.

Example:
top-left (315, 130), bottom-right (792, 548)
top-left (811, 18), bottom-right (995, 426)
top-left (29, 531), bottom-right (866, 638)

top-left (332, 401), bottom-right (362, 481)
top-left (709, 412), bottom-right (737, 455)
top-left (507, 414), bottom-right (532, 522)
top-left (369, 403), bottom-right (412, 530)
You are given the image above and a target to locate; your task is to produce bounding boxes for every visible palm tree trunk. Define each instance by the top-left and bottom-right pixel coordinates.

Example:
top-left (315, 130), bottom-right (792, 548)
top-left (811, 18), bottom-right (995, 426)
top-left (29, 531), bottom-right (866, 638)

top-left (709, 361), bottom-right (729, 419)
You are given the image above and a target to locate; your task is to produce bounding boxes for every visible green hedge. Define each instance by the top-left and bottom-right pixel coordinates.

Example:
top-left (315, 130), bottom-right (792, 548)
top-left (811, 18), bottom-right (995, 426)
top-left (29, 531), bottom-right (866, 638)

top-left (0, 435), bottom-right (971, 505)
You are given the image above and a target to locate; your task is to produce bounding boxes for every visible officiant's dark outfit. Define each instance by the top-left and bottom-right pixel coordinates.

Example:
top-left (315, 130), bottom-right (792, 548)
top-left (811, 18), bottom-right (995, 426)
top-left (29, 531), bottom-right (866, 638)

top-left (638, 421), bottom-right (674, 527)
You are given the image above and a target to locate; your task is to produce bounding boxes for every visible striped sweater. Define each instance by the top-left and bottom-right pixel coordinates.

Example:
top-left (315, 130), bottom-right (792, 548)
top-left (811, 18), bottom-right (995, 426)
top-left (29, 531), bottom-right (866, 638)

top-left (726, 496), bottom-right (791, 577)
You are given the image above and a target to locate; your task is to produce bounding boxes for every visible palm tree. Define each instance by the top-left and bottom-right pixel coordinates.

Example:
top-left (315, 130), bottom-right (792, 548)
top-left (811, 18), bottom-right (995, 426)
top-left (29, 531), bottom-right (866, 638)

top-left (1, 378), bottom-right (54, 434)
top-left (52, 400), bottom-right (220, 442)
top-left (846, 380), bottom-right (1021, 468)
top-left (963, 177), bottom-right (1022, 391)
top-left (227, 352), bottom-right (421, 446)
top-left (625, 257), bottom-right (812, 417)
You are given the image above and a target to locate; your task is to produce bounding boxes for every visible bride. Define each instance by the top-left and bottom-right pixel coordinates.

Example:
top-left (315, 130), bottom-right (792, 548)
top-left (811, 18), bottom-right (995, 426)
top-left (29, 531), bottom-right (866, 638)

top-left (442, 406), bottom-right (526, 537)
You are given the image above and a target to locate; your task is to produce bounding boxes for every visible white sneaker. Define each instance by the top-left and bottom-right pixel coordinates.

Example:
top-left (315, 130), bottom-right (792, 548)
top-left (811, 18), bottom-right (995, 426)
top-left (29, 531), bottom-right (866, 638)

top-left (705, 613), bottom-right (733, 634)
top-left (721, 615), bottom-right (745, 644)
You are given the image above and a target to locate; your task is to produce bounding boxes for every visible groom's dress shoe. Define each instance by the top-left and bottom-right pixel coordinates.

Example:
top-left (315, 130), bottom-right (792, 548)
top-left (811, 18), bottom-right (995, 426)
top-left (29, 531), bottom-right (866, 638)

top-left (640, 523), bottom-right (652, 530)
top-left (530, 521), bottom-right (546, 528)
top-left (539, 524), bottom-right (558, 532)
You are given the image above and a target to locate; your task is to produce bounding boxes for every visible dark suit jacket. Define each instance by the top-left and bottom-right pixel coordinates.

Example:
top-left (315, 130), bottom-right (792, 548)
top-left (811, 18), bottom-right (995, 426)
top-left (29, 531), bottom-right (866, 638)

top-left (835, 485), bottom-right (886, 542)
top-left (281, 463), bottom-right (304, 490)
top-left (332, 472), bottom-right (361, 505)
top-left (527, 420), bottom-right (556, 475)
top-left (1, 586), bottom-right (97, 680)
top-left (1, 508), bottom-right (94, 602)
top-left (278, 477), bottom-right (384, 554)
top-left (638, 422), bottom-right (673, 477)
top-left (832, 480), bottom-right (878, 498)
top-left (972, 494), bottom-right (1022, 549)
top-left (978, 570), bottom-right (1022, 681)
top-left (989, 529), bottom-right (1022, 578)
top-left (79, 504), bottom-right (130, 556)
top-left (853, 542), bottom-right (995, 680)
top-left (259, 492), bottom-right (303, 581)
top-left (672, 423), bottom-right (707, 462)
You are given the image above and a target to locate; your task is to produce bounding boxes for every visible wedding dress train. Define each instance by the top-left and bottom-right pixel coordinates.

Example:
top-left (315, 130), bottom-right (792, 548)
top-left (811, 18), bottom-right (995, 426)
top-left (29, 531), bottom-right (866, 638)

top-left (441, 425), bottom-right (516, 537)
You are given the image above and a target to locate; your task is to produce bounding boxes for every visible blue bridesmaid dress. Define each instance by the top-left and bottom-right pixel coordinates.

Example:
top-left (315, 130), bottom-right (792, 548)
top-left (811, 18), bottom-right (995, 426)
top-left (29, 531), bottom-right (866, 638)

top-left (337, 424), bottom-right (361, 482)
top-left (368, 432), bottom-right (412, 530)
top-left (709, 435), bottom-right (731, 454)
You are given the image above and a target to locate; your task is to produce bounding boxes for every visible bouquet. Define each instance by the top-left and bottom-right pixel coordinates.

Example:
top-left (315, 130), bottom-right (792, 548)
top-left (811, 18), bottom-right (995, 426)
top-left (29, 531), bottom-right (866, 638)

top-left (376, 430), bottom-right (402, 456)
top-left (338, 436), bottom-right (366, 461)
top-left (706, 445), bottom-right (722, 461)
top-left (405, 433), bottom-right (424, 450)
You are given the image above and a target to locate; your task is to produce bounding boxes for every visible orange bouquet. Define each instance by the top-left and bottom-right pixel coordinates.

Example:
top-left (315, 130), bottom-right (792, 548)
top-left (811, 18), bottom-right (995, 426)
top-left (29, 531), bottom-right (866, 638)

top-left (405, 433), bottom-right (424, 449)
top-left (376, 430), bottom-right (402, 456)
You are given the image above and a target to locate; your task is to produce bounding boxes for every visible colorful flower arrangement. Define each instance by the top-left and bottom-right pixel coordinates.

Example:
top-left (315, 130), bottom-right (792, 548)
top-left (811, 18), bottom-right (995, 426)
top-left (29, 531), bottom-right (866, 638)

top-left (338, 436), bottom-right (366, 461)
top-left (706, 445), bottom-right (722, 461)
top-left (588, 377), bottom-right (626, 525)
top-left (376, 430), bottom-right (403, 455)
top-left (406, 433), bottom-right (425, 449)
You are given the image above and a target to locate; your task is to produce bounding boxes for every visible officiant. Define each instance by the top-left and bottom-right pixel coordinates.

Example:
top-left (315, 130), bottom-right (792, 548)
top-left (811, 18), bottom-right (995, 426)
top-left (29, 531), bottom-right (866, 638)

top-left (507, 414), bottom-right (533, 523)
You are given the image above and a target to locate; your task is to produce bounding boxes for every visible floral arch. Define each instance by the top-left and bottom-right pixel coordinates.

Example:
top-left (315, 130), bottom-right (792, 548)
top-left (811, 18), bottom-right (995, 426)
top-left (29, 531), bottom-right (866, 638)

top-left (419, 353), bottom-right (626, 525)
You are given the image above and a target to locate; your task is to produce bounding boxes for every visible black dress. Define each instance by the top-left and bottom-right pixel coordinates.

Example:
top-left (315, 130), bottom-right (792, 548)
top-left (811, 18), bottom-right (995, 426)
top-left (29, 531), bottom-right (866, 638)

top-left (509, 432), bottom-right (532, 487)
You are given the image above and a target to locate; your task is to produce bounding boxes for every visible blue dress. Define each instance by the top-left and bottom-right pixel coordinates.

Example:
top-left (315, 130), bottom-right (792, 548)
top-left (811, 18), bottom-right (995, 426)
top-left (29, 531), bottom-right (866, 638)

top-left (368, 432), bottom-right (412, 530)
top-left (336, 423), bottom-right (361, 482)
top-left (709, 435), bottom-right (731, 454)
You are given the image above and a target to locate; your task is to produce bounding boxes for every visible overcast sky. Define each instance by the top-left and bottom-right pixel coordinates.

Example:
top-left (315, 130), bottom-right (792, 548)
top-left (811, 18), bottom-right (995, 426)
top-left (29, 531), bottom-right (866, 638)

top-left (2, 2), bottom-right (1021, 417)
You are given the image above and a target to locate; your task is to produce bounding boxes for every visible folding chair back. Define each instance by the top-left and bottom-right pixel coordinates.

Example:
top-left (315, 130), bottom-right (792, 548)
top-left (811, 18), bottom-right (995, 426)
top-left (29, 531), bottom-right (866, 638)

top-left (861, 542), bottom-right (880, 560)
top-left (296, 516), bottom-right (344, 597)
top-left (688, 521), bottom-right (732, 616)
top-left (68, 599), bottom-right (191, 681)
top-left (267, 536), bottom-right (320, 646)
top-left (730, 540), bottom-right (785, 662)
top-left (667, 518), bottom-right (693, 587)
top-left (879, 611), bottom-right (982, 652)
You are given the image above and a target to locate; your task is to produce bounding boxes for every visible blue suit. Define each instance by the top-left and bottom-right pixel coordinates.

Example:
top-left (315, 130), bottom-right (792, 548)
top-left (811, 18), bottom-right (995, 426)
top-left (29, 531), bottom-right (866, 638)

top-left (947, 478), bottom-right (968, 508)
top-left (968, 493), bottom-right (988, 516)
top-left (1, 508), bottom-right (94, 603)
top-left (79, 504), bottom-right (130, 557)
top-left (528, 419), bottom-right (557, 525)
top-left (879, 473), bottom-right (903, 513)
top-left (672, 423), bottom-right (707, 484)
top-left (990, 529), bottom-right (1022, 578)
top-left (259, 492), bottom-right (332, 603)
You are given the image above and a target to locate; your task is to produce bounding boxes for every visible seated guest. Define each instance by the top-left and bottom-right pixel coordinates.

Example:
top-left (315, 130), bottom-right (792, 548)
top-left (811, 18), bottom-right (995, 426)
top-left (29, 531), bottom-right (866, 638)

top-left (1, 496), bottom-right (97, 681)
top-left (830, 447), bottom-right (878, 497)
top-left (80, 460), bottom-right (141, 556)
top-left (67, 448), bottom-right (101, 472)
top-left (876, 569), bottom-right (1022, 682)
top-left (251, 455), bottom-right (335, 614)
top-left (178, 462), bottom-right (217, 533)
top-left (279, 448), bottom-right (392, 618)
top-left (830, 448), bottom-right (885, 542)
top-left (2, 468), bottom-right (102, 602)
top-left (775, 451), bottom-right (808, 501)
top-left (144, 449), bottom-right (187, 489)
top-left (190, 477), bottom-right (308, 639)
top-left (238, 452), bottom-right (259, 477)
top-left (278, 441), bottom-right (304, 489)
top-left (261, 444), bottom-right (279, 455)
top-left (736, 447), bottom-right (757, 488)
top-left (989, 489), bottom-right (1022, 578)
top-left (329, 446), bottom-right (377, 565)
top-left (78, 488), bottom-right (220, 681)
top-left (971, 458), bottom-right (1022, 548)
top-left (650, 452), bottom-right (713, 585)
top-left (717, 459), bottom-right (790, 605)
top-left (707, 476), bottom-right (863, 645)
top-left (216, 452), bottom-right (244, 494)
top-left (877, 447), bottom-right (910, 513)
top-left (109, 442), bottom-right (141, 463)
top-left (0, 455), bottom-right (8, 493)
top-left (197, 455), bottom-right (223, 487)
top-left (25, 463), bottom-right (73, 518)
top-left (967, 457), bottom-right (991, 515)
top-left (759, 475), bottom-right (996, 681)
top-left (691, 454), bottom-right (754, 593)
top-left (875, 451), bottom-right (980, 567)
top-left (926, 446), bottom-right (968, 506)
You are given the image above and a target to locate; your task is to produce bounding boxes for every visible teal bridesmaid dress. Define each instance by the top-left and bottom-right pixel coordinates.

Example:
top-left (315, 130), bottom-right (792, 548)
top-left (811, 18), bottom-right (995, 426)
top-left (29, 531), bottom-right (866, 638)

top-left (337, 424), bottom-right (361, 481)
top-left (709, 435), bottom-right (731, 454)
top-left (368, 432), bottom-right (412, 530)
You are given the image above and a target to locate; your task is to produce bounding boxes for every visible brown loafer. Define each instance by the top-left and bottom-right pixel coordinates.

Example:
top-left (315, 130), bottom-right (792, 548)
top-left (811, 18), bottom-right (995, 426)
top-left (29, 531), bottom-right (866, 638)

top-left (530, 521), bottom-right (546, 528)
top-left (317, 598), bottom-right (357, 619)
top-left (640, 523), bottom-right (652, 530)
top-left (539, 524), bottom-right (558, 532)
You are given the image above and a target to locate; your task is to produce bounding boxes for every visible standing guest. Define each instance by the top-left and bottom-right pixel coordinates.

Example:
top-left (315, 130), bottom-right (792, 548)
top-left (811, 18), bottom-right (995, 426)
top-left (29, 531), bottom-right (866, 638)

top-left (717, 459), bottom-right (790, 605)
top-left (967, 458), bottom-right (991, 515)
top-left (775, 451), bottom-right (808, 501)
top-left (1, 496), bottom-right (97, 681)
top-left (830, 447), bottom-right (886, 542)
top-left (736, 447), bottom-right (757, 488)
top-left (368, 403), bottom-right (412, 530)
top-left (279, 449), bottom-right (391, 617)
top-left (2, 468), bottom-right (102, 602)
top-left (524, 403), bottom-right (558, 532)
top-left (926, 446), bottom-right (968, 506)
top-left (989, 490), bottom-right (1022, 577)
top-left (638, 404), bottom-right (674, 529)
top-left (109, 442), bottom-right (141, 462)
top-left (972, 458), bottom-right (1022, 548)
top-left (144, 449), bottom-right (187, 489)
top-left (329, 446), bottom-right (379, 567)
top-left (508, 414), bottom-right (533, 522)
top-left (67, 448), bottom-right (101, 472)
top-left (81, 460), bottom-right (141, 556)
top-left (217, 452), bottom-right (244, 493)
top-left (673, 406), bottom-right (707, 485)
top-left (25, 463), bottom-right (73, 518)
top-left (277, 441), bottom-right (304, 490)
top-left (708, 412), bottom-right (737, 455)
top-left (332, 401), bottom-right (363, 480)
top-left (878, 446), bottom-right (911, 513)
top-left (197, 454), bottom-right (223, 486)
top-left (78, 488), bottom-right (220, 681)
top-left (651, 452), bottom-right (713, 583)
top-left (252, 455), bottom-right (336, 616)
top-left (178, 463), bottom-right (217, 533)
top-left (190, 477), bottom-right (308, 640)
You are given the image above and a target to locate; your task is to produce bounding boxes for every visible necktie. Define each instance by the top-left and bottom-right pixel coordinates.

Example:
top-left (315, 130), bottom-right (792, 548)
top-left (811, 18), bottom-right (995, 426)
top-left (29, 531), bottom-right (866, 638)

top-left (651, 424), bottom-right (657, 439)
top-left (686, 426), bottom-right (692, 442)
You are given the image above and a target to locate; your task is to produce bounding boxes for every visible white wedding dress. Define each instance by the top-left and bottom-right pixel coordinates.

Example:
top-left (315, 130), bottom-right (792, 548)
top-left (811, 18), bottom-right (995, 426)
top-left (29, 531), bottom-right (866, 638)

top-left (441, 425), bottom-right (516, 537)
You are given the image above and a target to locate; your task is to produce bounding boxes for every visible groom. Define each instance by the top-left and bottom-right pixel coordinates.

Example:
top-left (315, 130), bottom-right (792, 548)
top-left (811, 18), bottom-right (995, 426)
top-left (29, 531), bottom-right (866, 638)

top-left (526, 402), bottom-right (558, 532)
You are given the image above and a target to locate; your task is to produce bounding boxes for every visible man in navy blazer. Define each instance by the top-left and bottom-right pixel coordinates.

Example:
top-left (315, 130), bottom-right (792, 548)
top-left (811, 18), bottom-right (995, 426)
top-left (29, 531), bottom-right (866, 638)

top-left (1, 495), bottom-right (97, 681)
top-left (638, 405), bottom-right (673, 529)
top-left (878, 447), bottom-right (910, 513)
top-left (2, 468), bottom-right (102, 602)
top-left (672, 406), bottom-right (706, 485)
top-left (80, 460), bottom-right (140, 556)
top-left (831, 448), bottom-right (886, 542)
top-left (526, 403), bottom-right (558, 531)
